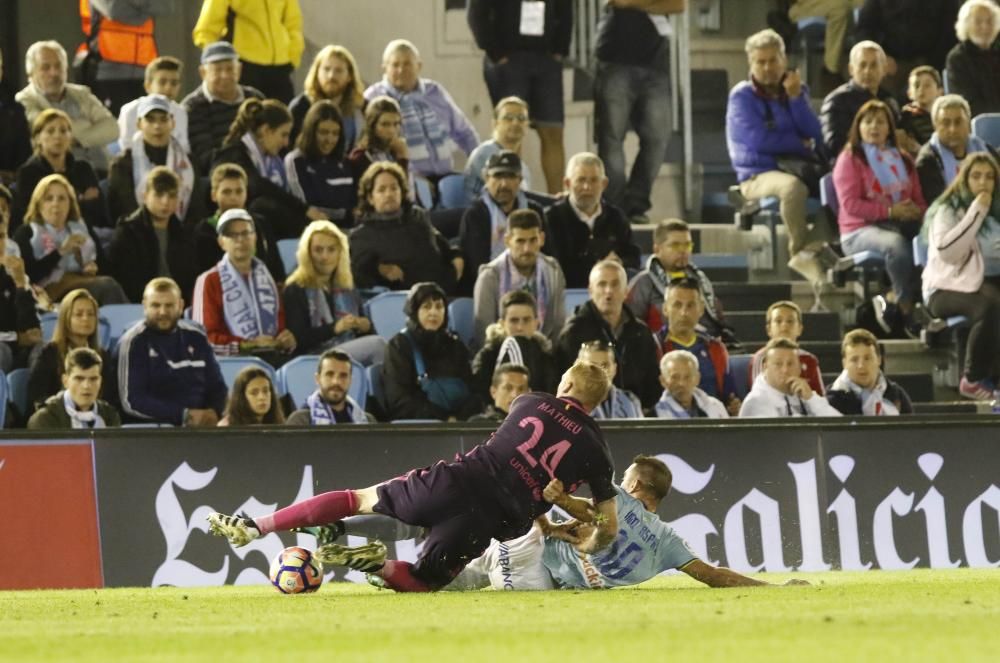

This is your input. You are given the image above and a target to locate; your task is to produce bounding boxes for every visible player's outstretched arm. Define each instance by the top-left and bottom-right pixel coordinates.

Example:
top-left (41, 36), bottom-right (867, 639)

top-left (574, 497), bottom-right (618, 554)
top-left (681, 560), bottom-right (810, 588)
top-left (543, 479), bottom-right (597, 523)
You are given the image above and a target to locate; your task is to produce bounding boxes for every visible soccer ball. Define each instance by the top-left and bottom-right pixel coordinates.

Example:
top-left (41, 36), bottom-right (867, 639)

top-left (269, 546), bottom-right (324, 594)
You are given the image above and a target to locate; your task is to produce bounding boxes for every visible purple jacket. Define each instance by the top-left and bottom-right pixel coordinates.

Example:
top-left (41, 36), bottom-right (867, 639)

top-left (364, 77), bottom-right (480, 177)
top-left (726, 79), bottom-right (824, 182)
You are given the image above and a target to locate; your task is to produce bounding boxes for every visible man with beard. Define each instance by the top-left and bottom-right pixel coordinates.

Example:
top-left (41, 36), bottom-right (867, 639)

top-left (473, 209), bottom-right (566, 345)
top-left (458, 151), bottom-right (546, 294)
top-left (286, 349), bottom-right (372, 425)
top-left (115, 277), bottom-right (227, 426)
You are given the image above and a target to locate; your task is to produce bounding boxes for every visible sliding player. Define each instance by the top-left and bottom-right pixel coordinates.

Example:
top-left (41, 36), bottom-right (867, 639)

top-left (207, 361), bottom-right (619, 592)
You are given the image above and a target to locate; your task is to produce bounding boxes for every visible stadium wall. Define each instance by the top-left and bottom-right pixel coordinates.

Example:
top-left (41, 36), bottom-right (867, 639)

top-left (2, 418), bottom-right (999, 589)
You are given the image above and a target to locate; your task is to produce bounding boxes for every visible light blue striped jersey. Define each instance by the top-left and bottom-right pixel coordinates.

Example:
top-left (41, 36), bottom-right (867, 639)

top-left (541, 486), bottom-right (696, 588)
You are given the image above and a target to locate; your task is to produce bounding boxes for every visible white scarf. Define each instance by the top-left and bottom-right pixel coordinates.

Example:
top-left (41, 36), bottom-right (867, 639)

top-left (63, 390), bottom-right (105, 429)
top-left (830, 370), bottom-right (899, 416)
top-left (217, 255), bottom-right (280, 339)
top-left (131, 132), bottom-right (195, 220)
top-left (28, 220), bottom-right (97, 286)
top-left (306, 389), bottom-right (367, 424)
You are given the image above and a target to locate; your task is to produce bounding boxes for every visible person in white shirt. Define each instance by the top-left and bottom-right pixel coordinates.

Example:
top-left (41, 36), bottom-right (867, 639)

top-left (654, 350), bottom-right (728, 419)
top-left (739, 338), bottom-right (842, 418)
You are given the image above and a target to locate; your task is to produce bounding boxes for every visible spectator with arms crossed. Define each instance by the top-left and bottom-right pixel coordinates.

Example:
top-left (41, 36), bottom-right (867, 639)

top-left (116, 277), bottom-right (227, 427)
top-left (208, 359), bottom-right (620, 593)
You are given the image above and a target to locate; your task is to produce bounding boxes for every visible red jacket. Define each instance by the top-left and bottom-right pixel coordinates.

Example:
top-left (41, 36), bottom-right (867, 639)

top-left (191, 265), bottom-right (287, 355)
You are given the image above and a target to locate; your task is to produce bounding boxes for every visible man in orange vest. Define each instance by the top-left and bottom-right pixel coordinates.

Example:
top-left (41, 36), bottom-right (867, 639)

top-left (76, 0), bottom-right (173, 115)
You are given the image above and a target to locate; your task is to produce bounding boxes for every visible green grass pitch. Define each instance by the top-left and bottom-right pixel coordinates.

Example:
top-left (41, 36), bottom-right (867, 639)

top-left (2, 569), bottom-right (998, 662)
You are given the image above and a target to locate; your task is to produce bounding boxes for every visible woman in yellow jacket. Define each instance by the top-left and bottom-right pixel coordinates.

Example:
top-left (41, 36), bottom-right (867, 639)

top-left (193, 0), bottom-right (304, 103)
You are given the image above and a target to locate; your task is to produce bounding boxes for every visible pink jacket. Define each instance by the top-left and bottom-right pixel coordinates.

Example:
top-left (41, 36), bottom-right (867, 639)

top-left (833, 150), bottom-right (926, 235)
top-left (922, 197), bottom-right (990, 299)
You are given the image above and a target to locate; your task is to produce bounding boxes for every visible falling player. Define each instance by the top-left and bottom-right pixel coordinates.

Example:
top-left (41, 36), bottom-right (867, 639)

top-left (207, 360), bottom-right (619, 592)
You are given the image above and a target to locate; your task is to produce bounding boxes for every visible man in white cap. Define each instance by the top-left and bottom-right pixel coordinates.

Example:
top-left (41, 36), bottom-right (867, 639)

top-left (191, 208), bottom-right (296, 362)
top-left (181, 41), bottom-right (263, 173)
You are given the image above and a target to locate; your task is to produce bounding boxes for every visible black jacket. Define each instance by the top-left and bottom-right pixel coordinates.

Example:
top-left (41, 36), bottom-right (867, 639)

top-left (350, 206), bottom-right (458, 293)
top-left (466, 0), bottom-right (574, 61)
top-left (12, 153), bottom-right (110, 233)
top-left (826, 378), bottom-right (913, 415)
top-left (471, 331), bottom-right (558, 399)
top-left (383, 327), bottom-right (479, 421)
top-left (0, 81), bottom-right (31, 181)
top-left (856, 0), bottom-right (959, 69)
top-left (544, 197), bottom-right (640, 288)
top-left (820, 81), bottom-right (901, 157)
top-left (0, 268), bottom-right (39, 337)
top-left (556, 300), bottom-right (661, 409)
top-left (108, 207), bottom-right (197, 303)
top-left (945, 40), bottom-right (1000, 119)
top-left (211, 142), bottom-right (309, 239)
top-left (458, 196), bottom-right (546, 295)
top-left (181, 84), bottom-right (263, 174)
top-left (915, 141), bottom-right (1000, 205)
top-left (106, 149), bottom-right (206, 225)
top-left (27, 343), bottom-right (114, 414)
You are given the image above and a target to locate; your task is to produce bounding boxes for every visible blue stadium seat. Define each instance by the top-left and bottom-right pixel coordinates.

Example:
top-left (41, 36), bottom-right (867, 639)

top-left (366, 291), bottom-right (409, 337)
top-left (972, 113), bottom-right (1000, 147)
top-left (729, 353), bottom-right (754, 400)
top-left (278, 354), bottom-right (367, 410)
top-left (437, 173), bottom-right (468, 209)
top-left (367, 362), bottom-right (385, 412)
top-left (413, 177), bottom-right (434, 209)
top-left (216, 356), bottom-right (279, 395)
top-left (6, 368), bottom-right (30, 422)
top-left (564, 288), bottom-right (590, 317)
top-left (277, 238), bottom-right (299, 276)
top-left (448, 297), bottom-right (475, 348)
top-left (100, 303), bottom-right (144, 348)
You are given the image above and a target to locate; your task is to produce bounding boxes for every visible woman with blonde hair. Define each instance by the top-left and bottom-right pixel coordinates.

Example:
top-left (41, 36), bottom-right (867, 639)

top-left (26, 288), bottom-right (113, 413)
top-left (12, 174), bottom-right (127, 304)
top-left (283, 219), bottom-right (385, 364)
top-left (12, 109), bottom-right (109, 234)
top-left (289, 45), bottom-right (365, 149)
top-left (921, 151), bottom-right (1000, 399)
top-left (219, 366), bottom-right (285, 426)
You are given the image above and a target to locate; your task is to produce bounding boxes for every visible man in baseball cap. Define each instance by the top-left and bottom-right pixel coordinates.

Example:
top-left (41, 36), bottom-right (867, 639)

top-left (181, 41), bottom-right (263, 173)
top-left (458, 149), bottom-right (544, 294)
